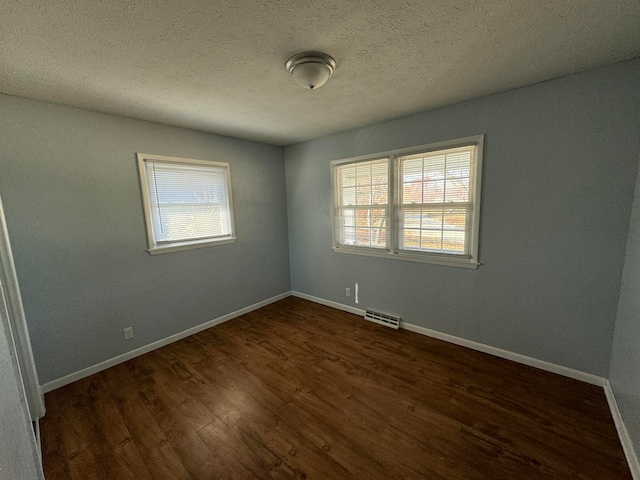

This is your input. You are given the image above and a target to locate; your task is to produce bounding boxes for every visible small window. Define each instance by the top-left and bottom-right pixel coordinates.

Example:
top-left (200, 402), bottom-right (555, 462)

top-left (137, 153), bottom-right (236, 255)
top-left (331, 135), bottom-right (483, 269)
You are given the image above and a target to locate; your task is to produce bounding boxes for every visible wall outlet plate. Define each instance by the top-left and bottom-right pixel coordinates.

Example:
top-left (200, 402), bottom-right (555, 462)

top-left (123, 327), bottom-right (134, 340)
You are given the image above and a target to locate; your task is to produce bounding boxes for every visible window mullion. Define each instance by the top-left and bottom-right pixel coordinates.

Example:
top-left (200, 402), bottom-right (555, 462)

top-left (389, 154), bottom-right (397, 253)
top-left (334, 167), bottom-right (342, 246)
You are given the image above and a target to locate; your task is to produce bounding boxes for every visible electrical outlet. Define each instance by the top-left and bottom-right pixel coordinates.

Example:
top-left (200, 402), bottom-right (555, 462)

top-left (123, 327), bottom-right (134, 340)
top-left (345, 287), bottom-right (351, 297)
top-left (355, 283), bottom-right (359, 304)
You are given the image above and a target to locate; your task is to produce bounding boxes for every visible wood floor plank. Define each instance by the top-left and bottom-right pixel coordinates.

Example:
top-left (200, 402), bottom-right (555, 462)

top-left (41, 297), bottom-right (632, 479)
top-left (40, 393), bottom-right (73, 480)
top-left (110, 387), bottom-right (190, 479)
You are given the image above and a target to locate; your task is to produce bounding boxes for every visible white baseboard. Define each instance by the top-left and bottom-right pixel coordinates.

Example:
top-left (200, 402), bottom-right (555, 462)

top-left (292, 291), bottom-right (605, 386)
top-left (604, 381), bottom-right (640, 479)
top-left (400, 322), bottom-right (606, 386)
top-left (40, 291), bottom-right (292, 393)
top-left (291, 291), bottom-right (366, 316)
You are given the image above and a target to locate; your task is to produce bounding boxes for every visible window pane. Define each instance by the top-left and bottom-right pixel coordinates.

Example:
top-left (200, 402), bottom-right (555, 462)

top-left (153, 169), bottom-right (225, 204)
top-left (403, 229), bottom-right (421, 249)
top-left (371, 209), bottom-right (387, 247)
top-left (445, 177), bottom-right (469, 202)
top-left (404, 211), bottom-right (421, 229)
top-left (400, 206), bottom-right (469, 255)
top-left (356, 164), bottom-right (371, 185)
top-left (355, 208), bottom-right (370, 227)
top-left (356, 228), bottom-right (371, 246)
top-left (421, 210), bottom-right (443, 230)
top-left (443, 209), bottom-right (467, 230)
top-left (424, 154), bottom-right (445, 177)
top-left (403, 181), bottom-right (422, 204)
top-left (371, 209), bottom-right (386, 228)
top-left (342, 187), bottom-right (356, 206)
top-left (341, 166), bottom-right (356, 187)
top-left (445, 152), bottom-right (471, 178)
top-left (423, 180), bottom-right (444, 203)
top-left (372, 184), bottom-right (388, 204)
top-left (402, 158), bottom-right (423, 182)
top-left (356, 186), bottom-right (372, 205)
top-left (421, 230), bottom-right (443, 251)
top-left (442, 231), bottom-right (465, 253)
top-left (334, 158), bottom-right (389, 250)
top-left (337, 208), bottom-right (388, 247)
top-left (154, 204), bottom-right (225, 242)
top-left (343, 227), bottom-right (356, 245)
top-left (342, 209), bottom-right (355, 227)
top-left (371, 233), bottom-right (386, 248)
top-left (144, 159), bottom-right (233, 245)
top-left (371, 162), bottom-right (388, 184)
top-left (401, 147), bottom-right (473, 206)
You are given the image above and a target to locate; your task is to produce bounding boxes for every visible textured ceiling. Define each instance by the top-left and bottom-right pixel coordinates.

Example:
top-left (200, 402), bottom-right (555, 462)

top-left (1, 0), bottom-right (639, 146)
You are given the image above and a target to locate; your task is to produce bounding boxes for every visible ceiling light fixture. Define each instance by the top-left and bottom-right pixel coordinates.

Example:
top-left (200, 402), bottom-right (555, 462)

top-left (286, 52), bottom-right (336, 90)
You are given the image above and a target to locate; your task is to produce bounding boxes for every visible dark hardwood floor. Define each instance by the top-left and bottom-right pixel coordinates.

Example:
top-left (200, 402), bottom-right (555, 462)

top-left (41, 297), bottom-right (631, 479)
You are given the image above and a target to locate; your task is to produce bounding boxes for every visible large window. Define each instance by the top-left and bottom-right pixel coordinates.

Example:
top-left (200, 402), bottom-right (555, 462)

top-left (137, 153), bottom-right (236, 255)
top-left (332, 135), bottom-right (483, 269)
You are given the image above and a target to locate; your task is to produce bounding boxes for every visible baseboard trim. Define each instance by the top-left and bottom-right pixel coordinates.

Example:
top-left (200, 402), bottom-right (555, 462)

top-left (400, 322), bottom-right (606, 386)
top-left (41, 291), bottom-right (292, 393)
top-left (291, 291), bottom-right (366, 316)
top-left (291, 291), bottom-right (605, 386)
top-left (604, 381), bottom-right (640, 479)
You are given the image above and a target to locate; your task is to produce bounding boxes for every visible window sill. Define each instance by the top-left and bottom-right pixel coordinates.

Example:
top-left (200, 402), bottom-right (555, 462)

top-left (331, 246), bottom-right (479, 269)
top-left (148, 237), bottom-right (237, 255)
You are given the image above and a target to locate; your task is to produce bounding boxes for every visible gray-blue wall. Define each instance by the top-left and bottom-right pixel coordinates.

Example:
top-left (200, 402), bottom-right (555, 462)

top-left (285, 59), bottom-right (640, 377)
top-left (0, 95), bottom-right (291, 385)
top-left (610, 148), bottom-right (640, 461)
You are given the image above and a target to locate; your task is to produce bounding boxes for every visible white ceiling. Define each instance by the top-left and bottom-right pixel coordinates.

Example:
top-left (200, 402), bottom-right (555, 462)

top-left (1, 0), bottom-right (639, 146)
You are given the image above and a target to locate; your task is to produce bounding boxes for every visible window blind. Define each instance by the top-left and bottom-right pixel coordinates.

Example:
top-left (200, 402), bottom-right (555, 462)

top-left (334, 158), bottom-right (389, 249)
top-left (398, 145), bottom-right (476, 256)
top-left (144, 160), bottom-right (233, 245)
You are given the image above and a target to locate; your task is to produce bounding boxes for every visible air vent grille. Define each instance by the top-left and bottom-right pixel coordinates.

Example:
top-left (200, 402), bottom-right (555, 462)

top-left (364, 309), bottom-right (400, 329)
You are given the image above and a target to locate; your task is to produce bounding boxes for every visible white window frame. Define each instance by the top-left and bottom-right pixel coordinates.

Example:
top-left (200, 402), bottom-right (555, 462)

top-left (332, 157), bottom-right (391, 253)
top-left (331, 135), bottom-right (484, 269)
top-left (137, 153), bottom-right (236, 255)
